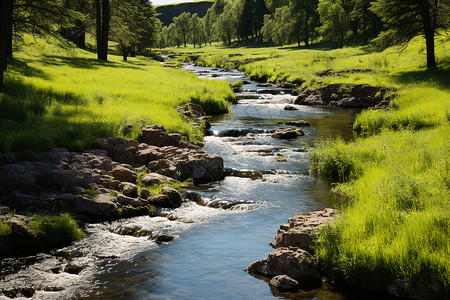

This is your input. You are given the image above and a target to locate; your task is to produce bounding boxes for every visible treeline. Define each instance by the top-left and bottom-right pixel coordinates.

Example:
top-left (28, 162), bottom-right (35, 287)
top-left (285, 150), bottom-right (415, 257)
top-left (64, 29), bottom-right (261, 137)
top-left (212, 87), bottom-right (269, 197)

top-left (0, 0), bottom-right (160, 87)
top-left (159, 0), bottom-right (449, 68)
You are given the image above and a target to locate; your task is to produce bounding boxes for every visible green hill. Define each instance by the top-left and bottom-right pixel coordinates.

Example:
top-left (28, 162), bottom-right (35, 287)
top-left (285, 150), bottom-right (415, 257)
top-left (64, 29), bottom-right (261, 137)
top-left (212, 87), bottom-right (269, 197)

top-left (156, 1), bottom-right (214, 27)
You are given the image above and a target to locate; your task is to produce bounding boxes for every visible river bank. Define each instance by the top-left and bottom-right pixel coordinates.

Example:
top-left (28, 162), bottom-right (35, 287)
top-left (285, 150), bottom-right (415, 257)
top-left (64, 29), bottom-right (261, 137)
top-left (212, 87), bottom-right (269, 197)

top-left (171, 38), bottom-right (450, 298)
top-left (0, 59), bottom-right (361, 299)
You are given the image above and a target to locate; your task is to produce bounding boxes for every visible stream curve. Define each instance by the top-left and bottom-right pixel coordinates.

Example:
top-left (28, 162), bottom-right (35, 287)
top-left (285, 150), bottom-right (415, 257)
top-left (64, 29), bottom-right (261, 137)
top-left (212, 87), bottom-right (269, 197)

top-left (0, 64), bottom-right (360, 300)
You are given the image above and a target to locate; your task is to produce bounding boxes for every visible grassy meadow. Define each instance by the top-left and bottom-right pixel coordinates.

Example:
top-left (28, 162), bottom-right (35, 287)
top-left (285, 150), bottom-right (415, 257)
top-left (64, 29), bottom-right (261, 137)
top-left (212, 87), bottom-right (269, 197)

top-left (0, 36), bottom-right (234, 152)
top-left (169, 36), bottom-right (450, 293)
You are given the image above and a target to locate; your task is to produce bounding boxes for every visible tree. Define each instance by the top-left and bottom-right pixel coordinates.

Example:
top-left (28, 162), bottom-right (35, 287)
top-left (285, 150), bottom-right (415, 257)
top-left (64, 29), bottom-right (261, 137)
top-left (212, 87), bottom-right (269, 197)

top-left (173, 12), bottom-right (191, 47)
top-left (213, 2), bottom-right (238, 46)
top-left (261, 6), bottom-right (292, 46)
top-left (190, 13), bottom-right (202, 48)
top-left (265, 0), bottom-right (289, 12)
top-left (238, 0), bottom-right (254, 40)
top-left (203, 10), bottom-right (214, 45)
top-left (1, 0), bottom-right (12, 89)
top-left (0, 0), bottom-right (74, 87)
top-left (371, 0), bottom-right (450, 68)
top-left (96, 0), bottom-right (110, 60)
top-left (253, 0), bottom-right (269, 38)
top-left (167, 23), bottom-right (182, 47)
top-left (318, 0), bottom-right (349, 48)
top-left (61, 0), bottom-right (89, 49)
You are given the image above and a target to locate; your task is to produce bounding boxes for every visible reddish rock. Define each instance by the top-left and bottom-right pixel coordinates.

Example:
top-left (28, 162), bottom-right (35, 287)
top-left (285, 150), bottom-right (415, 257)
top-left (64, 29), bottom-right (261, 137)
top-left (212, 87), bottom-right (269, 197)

top-left (271, 208), bottom-right (338, 252)
top-left (141, 124), bottom-right (182, 147)
top-left (245, 247), bottom-right (322, 289)
top-left (111, 165), bottom-right (137, 183)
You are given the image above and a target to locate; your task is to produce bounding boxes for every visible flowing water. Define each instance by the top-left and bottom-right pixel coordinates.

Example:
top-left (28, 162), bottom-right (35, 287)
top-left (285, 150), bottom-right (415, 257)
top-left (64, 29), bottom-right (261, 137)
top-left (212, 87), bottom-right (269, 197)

top-left (0, 65), bottom-right (361, 300)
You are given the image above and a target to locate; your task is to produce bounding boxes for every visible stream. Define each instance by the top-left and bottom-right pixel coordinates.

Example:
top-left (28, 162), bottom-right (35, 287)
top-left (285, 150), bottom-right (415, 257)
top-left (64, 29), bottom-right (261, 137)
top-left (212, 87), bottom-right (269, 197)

top-left (0, 65), bottom-right (360, 299)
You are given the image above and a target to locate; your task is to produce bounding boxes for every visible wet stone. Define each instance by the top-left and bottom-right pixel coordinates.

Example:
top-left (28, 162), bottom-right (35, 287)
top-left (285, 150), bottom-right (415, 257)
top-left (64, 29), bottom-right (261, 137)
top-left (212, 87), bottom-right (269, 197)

top-left (64, 264), bottom-right (84, 274)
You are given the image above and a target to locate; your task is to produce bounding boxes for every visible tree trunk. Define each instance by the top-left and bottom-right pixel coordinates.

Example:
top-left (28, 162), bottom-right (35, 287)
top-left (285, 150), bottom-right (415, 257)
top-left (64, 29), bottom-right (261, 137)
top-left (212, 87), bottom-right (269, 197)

top-left (6, 0), bottom-right (13, 58)
top-left (424, 29), bottom-right (436, 68)
top-left (304, 10), bottom-right (309, 47)
top-left (421, 1), bottom-right (436, 69)
top-left (0, 0), bottom-right (11, 88)
top-left (96, 0), bottom-right (102, 59)
top-left (122, 48), bottom-right (128, 61)
top-left (362, 0), bottom-right (368, 44)
top-left (99, 0), bottom-right (110, 61)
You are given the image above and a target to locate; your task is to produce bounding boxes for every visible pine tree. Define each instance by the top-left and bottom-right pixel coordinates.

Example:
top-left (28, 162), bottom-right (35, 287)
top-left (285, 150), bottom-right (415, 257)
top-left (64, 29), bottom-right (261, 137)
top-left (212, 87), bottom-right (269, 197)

top-left (371, 0), bottom-right (450, 68)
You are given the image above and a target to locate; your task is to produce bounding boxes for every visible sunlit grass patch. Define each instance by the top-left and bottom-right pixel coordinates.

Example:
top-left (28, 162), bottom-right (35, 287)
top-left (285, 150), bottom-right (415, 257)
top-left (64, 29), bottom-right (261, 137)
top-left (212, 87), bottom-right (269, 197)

top-left (312, 126), bottom-right (450, 291)
top-left (27, 213), bottom-right (84, 244)
top-left (1, 36), bottom-right (233, 152)
top-left (0, 220), bottom-right (12, 236)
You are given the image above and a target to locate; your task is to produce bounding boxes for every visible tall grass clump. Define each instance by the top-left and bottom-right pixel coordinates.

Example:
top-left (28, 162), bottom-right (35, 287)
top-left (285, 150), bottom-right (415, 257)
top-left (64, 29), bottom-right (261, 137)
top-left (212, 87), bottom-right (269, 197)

top-left (0, 36), bottom-right (233, 152)
top-left (27, 213), bottom-right (84, 245)
top-left (0, 220), bottom-right (12, 236)
top-left (312, 126), bottom-right (450, 293)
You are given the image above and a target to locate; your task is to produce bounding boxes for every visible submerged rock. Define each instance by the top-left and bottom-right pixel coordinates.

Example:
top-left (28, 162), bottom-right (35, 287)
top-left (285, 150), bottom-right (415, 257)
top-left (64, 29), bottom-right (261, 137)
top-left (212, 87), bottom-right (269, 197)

top-left (269, 275), bottom-right (300, 292)
top-left (271, 128), bottom-right (304, 139)
top-left (285, 120), bottom-right (310, 127)
top-left (284, 105), bottom-right (298, 111)
top-left (219, 128), bottom-right (269, 137)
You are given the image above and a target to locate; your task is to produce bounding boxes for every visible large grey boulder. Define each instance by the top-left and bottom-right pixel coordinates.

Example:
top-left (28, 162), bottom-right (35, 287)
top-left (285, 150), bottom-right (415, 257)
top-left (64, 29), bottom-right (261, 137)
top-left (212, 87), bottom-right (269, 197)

top-left (56, 194), bottom-right (119, 219)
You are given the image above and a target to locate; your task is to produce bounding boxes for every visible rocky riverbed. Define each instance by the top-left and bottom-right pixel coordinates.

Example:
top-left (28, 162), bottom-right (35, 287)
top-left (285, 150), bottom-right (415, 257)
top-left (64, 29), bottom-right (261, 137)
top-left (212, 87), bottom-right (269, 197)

top-left (0, 62), bottom-right (396, 299)
top-left (0, 118), bottom-right (226, 258)
top-left (245, 208), bottom-right (338, 292)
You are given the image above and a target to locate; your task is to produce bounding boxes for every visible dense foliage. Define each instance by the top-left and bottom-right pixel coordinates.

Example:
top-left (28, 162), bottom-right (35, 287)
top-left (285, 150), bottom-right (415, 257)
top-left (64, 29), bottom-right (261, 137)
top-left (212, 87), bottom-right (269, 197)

top-left (159, 0), bottom-right (449, 69)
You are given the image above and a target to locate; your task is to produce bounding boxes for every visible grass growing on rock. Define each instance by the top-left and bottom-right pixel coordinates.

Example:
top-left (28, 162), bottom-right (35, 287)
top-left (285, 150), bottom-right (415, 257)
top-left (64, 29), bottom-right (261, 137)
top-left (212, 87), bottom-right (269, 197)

top-left (0, 36), bottom-right (234, 152)
top-left (27, 213), bottom-right (84, 244)
top-left (0, 220), bottom-right (12, 236)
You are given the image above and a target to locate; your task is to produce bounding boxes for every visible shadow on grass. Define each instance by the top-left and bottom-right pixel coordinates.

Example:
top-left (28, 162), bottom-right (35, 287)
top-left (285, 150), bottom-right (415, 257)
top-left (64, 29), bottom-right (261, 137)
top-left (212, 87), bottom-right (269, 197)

top-left (0, 78), bottom-right (114, 152)
top-left (0, 117), bottom-right (114, 153)
top-left (8, 58), bottom-right (50, 79)
top-left (390, 68), bottom-right (450, 90)
top-left (2, 77), bottom-right (88, 106)
top-left (39, 55), bottom-right (144, 70)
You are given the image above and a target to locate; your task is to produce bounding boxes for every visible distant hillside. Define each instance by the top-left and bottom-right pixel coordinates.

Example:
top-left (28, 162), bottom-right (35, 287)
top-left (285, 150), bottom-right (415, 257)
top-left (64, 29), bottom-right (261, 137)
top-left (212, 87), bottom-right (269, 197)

top-left (156, 1), bottom-right (214, 27)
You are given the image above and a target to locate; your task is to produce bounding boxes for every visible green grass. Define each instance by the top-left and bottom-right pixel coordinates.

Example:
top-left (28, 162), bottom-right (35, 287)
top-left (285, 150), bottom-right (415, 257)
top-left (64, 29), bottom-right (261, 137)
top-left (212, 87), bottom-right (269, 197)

top-left (312, 126), bottom-right (450, 292)
top-left (0, 220), bottom-right (12, 236)
top-left (0, 35), bottom-right (234, 152)
top-left (27, 213), bottom-right (84, 244)
top-left (168, 34), bottom-right (450, 293)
